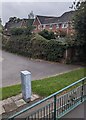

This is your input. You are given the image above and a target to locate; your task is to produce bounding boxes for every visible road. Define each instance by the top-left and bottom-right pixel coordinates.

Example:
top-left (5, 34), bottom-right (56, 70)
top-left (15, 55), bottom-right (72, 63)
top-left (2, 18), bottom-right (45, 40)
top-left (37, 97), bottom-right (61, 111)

top-left (1, 50), bottom-right (82, 87)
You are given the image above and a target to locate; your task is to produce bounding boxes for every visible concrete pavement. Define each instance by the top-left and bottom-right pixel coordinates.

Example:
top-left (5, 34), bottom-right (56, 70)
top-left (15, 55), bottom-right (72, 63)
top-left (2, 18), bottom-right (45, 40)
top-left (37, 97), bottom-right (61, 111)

top-left (1, 50), bottom-right (82, 87)
top-left (63, 101), bottom-right (86, 119)
top-left (0, 93), bottom-right (40, 116)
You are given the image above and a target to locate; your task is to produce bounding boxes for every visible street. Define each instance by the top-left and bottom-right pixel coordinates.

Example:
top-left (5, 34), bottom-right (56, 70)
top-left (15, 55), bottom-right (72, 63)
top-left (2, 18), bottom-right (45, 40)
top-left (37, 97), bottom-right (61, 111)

top-left (1, 50), bottom-right (82, 87)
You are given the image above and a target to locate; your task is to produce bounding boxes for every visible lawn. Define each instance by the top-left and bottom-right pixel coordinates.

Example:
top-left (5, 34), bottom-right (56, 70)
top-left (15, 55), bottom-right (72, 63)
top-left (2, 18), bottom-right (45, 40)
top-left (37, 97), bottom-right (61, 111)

top-left (0, 68), bottom-right (86, 100)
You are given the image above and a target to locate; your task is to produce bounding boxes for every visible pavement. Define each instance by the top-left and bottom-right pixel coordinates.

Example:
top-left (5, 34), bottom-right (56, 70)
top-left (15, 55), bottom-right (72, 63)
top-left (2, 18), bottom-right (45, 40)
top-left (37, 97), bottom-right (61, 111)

top-left (1, 50), bottom-right (82, 87)
top-left (0, 93), bottom-right (40, 116)
top-left (63, 101), bottom-right (86, 119)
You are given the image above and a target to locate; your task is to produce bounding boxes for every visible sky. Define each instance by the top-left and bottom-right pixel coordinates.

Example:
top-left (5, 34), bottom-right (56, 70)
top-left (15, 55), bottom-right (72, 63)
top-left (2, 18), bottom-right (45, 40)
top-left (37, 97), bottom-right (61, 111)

top-left (1, 0), bottom-right (74, 25)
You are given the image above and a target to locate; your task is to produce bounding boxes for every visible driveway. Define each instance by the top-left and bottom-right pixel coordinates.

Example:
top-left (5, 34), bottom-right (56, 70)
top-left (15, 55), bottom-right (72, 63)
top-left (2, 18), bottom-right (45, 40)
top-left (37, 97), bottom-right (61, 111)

top-left (1, 50), bottom-right (82, 87)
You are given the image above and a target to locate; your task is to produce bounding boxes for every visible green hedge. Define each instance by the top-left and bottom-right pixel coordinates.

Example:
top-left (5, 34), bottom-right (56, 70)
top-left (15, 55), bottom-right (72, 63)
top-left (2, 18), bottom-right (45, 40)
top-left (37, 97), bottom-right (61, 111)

top-left (2, 34), bottom-right (66, 62)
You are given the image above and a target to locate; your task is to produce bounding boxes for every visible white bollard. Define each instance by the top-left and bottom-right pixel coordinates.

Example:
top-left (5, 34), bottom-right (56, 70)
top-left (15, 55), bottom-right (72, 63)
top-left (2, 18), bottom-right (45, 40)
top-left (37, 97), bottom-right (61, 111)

top-left (21, 70), bottom-right (31, 102)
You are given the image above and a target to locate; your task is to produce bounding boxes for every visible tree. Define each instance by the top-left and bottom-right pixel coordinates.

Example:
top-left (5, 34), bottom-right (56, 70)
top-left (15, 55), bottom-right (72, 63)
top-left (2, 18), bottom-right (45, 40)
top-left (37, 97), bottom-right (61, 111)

top-left (0, 18), bottom-right (2, 25)
top-left (71, 0), bottom-right (86, 62)
top-left (28, 11), bottom-right (35, 19)
top-left (73, 1), bottom-right (86, 45)
top-left (9, 17), bottom-right (20, 23)
top-left (0, 18), bottom-right (3, 33)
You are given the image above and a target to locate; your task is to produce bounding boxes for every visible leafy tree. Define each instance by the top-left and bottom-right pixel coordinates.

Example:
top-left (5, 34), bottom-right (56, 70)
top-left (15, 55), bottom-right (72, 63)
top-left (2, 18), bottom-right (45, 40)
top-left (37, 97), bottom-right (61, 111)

top-left (0, 18), bottom-right (3, 33)
top-left (28, 11), bottom-right (35, 19)
top-left (9, 17), bottom-right (20, 23)
top-left (0, 18), bottom-right (2, 25)
top-left (73, 1), bottom-right (86, 45)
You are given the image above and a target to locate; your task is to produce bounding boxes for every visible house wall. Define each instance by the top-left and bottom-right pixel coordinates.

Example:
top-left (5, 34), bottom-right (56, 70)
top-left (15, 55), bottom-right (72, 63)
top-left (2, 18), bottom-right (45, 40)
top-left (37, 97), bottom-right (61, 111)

top-left (33, 17), bottom-right (73, 35)
top-left (33, 17), bottom-right (41, 33)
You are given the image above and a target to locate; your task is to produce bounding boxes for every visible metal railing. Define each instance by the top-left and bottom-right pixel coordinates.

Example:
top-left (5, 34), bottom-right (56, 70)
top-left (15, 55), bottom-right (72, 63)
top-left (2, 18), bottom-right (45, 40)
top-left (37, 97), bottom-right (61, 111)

top-left (8, 77), bottom-right (86, 120)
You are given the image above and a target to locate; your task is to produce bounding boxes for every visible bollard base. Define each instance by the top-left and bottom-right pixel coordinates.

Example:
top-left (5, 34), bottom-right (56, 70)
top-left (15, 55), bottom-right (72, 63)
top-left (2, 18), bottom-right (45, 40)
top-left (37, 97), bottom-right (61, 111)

top-left (23, 97), bottom-right (31, 103)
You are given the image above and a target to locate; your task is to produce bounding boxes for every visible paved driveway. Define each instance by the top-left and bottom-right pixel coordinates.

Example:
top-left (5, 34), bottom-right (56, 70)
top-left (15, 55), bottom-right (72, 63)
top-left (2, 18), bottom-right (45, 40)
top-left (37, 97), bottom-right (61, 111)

top-left (1, 50), bottom-right (82, 87)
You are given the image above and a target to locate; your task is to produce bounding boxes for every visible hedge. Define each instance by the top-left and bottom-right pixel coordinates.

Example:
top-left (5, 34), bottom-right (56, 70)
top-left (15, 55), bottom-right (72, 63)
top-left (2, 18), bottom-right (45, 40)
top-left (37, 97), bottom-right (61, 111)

top-left (2, 34), bottom-right (67, 62)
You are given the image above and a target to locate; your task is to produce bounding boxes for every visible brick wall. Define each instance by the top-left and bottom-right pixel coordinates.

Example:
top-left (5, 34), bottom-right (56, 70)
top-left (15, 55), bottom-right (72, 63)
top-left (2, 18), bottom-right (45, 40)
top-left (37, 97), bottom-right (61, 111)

top-left (33, 17), bottom-right (73, 35)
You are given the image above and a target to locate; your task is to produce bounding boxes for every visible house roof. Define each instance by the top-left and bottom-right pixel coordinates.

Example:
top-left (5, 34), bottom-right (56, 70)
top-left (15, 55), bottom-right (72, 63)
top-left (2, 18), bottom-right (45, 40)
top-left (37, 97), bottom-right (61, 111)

top-left (58, 11), bottom-right (75, 23)
top-left (5, 19), bottom-right (34, 29)
top-left (36, 15), bottom-right (58, 24)
top-left (36, 11), bottom-right (75, 24)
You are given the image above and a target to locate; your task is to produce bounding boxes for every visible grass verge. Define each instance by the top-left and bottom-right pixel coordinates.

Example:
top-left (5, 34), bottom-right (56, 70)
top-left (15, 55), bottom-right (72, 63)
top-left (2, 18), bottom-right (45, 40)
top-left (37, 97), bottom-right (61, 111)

top-left (0, 68), bottom-right (86, 100)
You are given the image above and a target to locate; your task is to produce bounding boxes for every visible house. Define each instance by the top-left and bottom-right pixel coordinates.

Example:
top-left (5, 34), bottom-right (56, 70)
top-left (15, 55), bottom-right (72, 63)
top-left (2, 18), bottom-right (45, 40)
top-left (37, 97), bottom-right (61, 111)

top-left (4, 18), bottom-right (34, 35)
top-left (33, 11), bottom-right (75, 35)
top-left (4, 11), bottom-right (74, 36)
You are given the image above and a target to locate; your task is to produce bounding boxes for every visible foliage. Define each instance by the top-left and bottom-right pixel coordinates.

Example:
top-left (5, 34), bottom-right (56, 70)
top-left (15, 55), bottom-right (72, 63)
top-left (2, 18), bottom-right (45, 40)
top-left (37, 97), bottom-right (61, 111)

top-left (39, 29), bottom-right (55, 40)
top-left (10, 28), bottom-right (24, 35)
top-left (10, 26), bottom-right (34, 36)
top-left (73, 1), bottom-right (86, 45)
top-left (1, 68), bottom-right (85, 99)
top-left (9, 17), bottom-right (20, 23)
top-left (0, 18), bottom-right (3, 33)
top-left (28, 11), bottom-right (34, 19)
top-left (0, 25), bottom-right (3, 33)
top-left (2, 34), bottom-right (66, 62)
top-left (56, 30), bottom-right (67, 37)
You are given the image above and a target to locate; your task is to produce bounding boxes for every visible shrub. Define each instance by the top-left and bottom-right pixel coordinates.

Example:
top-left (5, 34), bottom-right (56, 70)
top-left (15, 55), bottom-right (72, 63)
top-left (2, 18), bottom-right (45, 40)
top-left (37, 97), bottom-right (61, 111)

top-left (56, 30), bottom-right (67, 37)
top-left (10, 28), bottom-right (24, 35)
top-left (10, 26), bottom-right (34, 36)
top-left (2, 34), bottom-right (66, 62)
top-left (39, 29), bottom-right (55, 40)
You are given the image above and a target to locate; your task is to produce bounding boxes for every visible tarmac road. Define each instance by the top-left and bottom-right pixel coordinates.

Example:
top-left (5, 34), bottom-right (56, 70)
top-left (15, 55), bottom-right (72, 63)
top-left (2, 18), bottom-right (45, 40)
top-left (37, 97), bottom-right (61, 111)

top-left (1, 50), bottom-right (82, 87)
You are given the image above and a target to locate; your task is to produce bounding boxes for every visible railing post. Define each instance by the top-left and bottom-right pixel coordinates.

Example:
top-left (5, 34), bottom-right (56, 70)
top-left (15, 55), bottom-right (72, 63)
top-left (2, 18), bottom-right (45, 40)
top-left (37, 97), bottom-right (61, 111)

top-left (54, 95), bottom-right (57, 120)
top-left (81, 79), bottom-right (84, 102)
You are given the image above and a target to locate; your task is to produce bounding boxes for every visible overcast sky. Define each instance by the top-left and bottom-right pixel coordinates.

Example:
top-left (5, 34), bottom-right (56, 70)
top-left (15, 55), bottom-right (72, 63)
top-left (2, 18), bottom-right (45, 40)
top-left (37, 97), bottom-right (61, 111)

top-left (1, 1), bottom-right (74, 25)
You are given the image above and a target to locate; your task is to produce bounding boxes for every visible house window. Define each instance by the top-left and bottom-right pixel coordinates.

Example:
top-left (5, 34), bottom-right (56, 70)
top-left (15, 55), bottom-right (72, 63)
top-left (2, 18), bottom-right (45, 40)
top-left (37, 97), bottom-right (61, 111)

top-left (50, 24), bottom-right (53, 29)
top-left (56, 24), bottom-right (59, 28)
top-left (62, 23), bottom-right (68, 28)
top-left (41, 25), bottom-right (43, 29)
top-left (41, 25), bottom-right (45, 29)
top-left (38, 25), bottom-right (41, 29)
top-left (43, 25), bottom-right (45, 29)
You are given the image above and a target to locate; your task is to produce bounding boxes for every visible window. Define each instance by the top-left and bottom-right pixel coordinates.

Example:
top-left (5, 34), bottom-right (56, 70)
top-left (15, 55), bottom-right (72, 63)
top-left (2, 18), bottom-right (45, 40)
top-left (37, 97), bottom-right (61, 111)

top-left (50, 24), bottom-right (53, 29)
top-left (62, 23), bottom-right (68, 28)
top-left (56, 24), bottom-right (59, 28)
top-left (38, 25), bottom-right (41, 29)
top-left (41, 25), bottom-right (45, 29)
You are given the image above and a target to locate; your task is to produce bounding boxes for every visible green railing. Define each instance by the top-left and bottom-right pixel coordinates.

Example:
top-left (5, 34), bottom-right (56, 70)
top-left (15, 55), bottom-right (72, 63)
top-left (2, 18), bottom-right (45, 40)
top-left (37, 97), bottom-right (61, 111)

top-left (8, 77), bottom-right (86, 120)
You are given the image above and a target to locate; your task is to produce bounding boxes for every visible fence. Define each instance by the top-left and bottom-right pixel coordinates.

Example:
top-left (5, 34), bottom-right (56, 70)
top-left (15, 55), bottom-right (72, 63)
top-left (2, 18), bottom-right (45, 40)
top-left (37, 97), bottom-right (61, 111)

top-left (8, 77), bottom-right (86, 120)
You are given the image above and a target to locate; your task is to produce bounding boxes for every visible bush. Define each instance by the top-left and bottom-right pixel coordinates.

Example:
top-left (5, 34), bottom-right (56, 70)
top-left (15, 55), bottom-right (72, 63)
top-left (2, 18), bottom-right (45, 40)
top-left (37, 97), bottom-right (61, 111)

top-left (56, 30), bottom-right (67, 37)
top-left (10, 26), bottom-right (34, 36)
top-left (39, 29), bottom-right (55, 40)
top-left (10, 28), bottom-right (24, 35)
top-left (2, 34), bottom-right (66, 62)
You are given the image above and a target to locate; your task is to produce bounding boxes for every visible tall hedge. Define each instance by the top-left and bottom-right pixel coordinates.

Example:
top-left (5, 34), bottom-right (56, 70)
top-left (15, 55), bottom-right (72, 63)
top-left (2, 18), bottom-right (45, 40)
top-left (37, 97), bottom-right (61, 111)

top-left (2, 34), bottom-right (66, 62)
